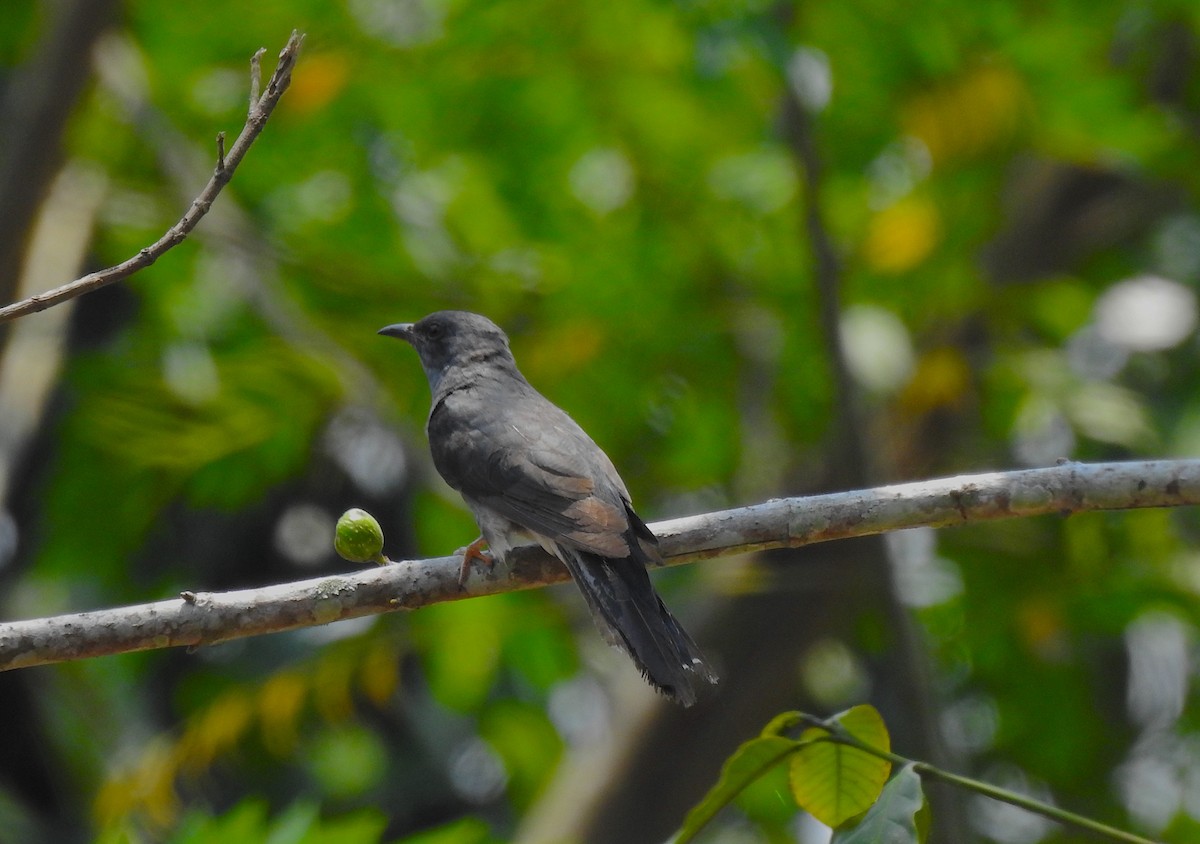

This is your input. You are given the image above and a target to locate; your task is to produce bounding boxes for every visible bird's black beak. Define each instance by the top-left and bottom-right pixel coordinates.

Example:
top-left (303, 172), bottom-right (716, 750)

top-left (378, 323), bottom-right (415, 343)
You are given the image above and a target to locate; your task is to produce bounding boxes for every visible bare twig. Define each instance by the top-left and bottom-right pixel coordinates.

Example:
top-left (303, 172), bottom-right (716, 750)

top-left (249, 46), bottom-right (266, 115)
top-left (215, 131), bottom-right (226, 170)
top-left (0, 30), bottom-right (304, 325)
top-left (1, 460), bottom-right (1197, 672)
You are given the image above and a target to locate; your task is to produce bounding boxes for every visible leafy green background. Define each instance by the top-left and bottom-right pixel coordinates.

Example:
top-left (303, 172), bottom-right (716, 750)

top-left (1, 0), bottom-right (1200, 842)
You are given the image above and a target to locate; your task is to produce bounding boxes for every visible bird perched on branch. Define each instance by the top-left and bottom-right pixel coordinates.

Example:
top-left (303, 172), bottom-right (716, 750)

top-left (380, 310), bottom-right (716, 706)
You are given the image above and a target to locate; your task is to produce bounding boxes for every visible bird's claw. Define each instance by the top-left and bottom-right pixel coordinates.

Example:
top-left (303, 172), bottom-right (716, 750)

top-left (456, 536), bottom-right (494, 587)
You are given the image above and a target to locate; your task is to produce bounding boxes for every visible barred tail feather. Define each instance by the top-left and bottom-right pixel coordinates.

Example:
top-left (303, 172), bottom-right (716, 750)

top-left (556, 546), bottom-right (717, 706)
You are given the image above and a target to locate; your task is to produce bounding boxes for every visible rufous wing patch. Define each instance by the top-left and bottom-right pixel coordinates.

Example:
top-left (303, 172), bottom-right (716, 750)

top-left (551, 473), bottom-right (594, 496)
top-left (563, 496), bottom-right (629, 556)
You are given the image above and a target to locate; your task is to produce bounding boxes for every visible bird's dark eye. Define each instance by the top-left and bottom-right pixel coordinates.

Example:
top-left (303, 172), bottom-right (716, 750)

top-left (425, 321), bottom-right (444, 339)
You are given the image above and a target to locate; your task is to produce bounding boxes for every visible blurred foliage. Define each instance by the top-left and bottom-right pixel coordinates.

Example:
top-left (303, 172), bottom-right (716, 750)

top-left (1, 0), bottom-right (1200, 842)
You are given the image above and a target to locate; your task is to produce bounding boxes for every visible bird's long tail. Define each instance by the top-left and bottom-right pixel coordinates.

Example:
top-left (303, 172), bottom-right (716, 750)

top-left (556, 546), bottom-right (717, 706)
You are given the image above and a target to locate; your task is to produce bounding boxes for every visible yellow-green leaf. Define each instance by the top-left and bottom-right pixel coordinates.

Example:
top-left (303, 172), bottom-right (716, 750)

top-left (761, 710), bottom-right (805, 738)
top-left (834, 705), bottom-right (892, 754)
top-left (675, 736), bottom-right (800, 843)
top-left (789, 704), bottom-right (893, 827)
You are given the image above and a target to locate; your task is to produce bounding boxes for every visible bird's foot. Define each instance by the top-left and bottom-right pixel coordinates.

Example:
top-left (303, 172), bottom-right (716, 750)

top-left (456, 536), bottom-right (494, 587)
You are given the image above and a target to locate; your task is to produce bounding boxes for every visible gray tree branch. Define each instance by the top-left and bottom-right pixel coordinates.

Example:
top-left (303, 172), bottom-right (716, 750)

top-left (1, 459), bottom-right (1197, 671)
top-left (0, 30), bottom-right (305, 325)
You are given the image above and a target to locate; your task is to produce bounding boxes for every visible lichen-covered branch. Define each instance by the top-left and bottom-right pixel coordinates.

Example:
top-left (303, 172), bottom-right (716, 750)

top-left (2, 459), bottom-right (1197, 671)
top-left (0, 30), bottom-right (304, 324)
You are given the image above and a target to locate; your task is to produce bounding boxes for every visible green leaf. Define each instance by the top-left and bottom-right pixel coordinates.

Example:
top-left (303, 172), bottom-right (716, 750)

top-left (830, 764), bottom-right (927, 844)
top-left (265, 802), bottom-right (321, 844)
top-left (761, 711), bottom-right (805, 738)
top-left (395, 817), bottom-right (497, 844)
top-left (296, 807), bottom-right (388, 844)
top-left (914, 790), bottom-right (932, 844)
top-left (789, 705), bottom-right (893, 827)
top-left (735, 753), bottom-right (800, 827)
top-left (170, 800), bottom-right (275, 844)
top-left (675, 736), bottom-right (801, 843)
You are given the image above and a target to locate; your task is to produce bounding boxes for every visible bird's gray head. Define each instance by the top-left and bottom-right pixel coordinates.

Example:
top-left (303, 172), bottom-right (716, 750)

top-left (379, 310), bottom-right (514, 394)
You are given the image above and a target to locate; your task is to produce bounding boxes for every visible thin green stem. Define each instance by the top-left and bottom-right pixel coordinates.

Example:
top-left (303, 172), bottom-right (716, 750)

top-left (804, 717), bottom-right (1162, 844)
top-left (910, 763), bottom-right (1157, 844)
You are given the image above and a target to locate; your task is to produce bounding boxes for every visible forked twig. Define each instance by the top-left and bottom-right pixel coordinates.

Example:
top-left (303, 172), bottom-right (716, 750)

top-left (0, 30), bottom-right (304, 324)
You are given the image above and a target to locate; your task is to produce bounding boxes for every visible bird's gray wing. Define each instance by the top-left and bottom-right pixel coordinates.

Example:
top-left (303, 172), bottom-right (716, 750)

top-left (429, 385), bottom-right (658, 561)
